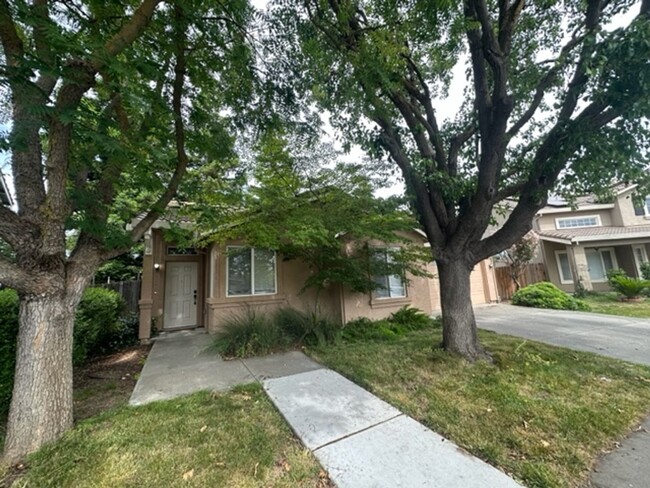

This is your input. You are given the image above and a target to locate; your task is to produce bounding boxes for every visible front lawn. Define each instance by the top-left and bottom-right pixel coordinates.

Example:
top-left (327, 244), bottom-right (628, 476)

top-left (582, 292), bottom-right (650, 318)
top-left (308, 328), bottom-right (650, 488)
top-left (3, 385), bottom-right (329, 488)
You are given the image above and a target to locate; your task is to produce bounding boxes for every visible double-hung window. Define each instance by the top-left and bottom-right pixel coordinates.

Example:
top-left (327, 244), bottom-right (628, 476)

top-left (227, 247), bottom-right (276, 296)
top-left (373, 248), bottom-right (406, 299)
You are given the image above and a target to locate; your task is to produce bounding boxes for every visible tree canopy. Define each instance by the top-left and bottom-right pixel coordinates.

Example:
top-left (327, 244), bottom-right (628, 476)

top-left (0, 0), bottom-right (257, 463)
top-left (184, 130), bottom-right (432, 295)
top-left (265, 0), bottom-right (650, 358)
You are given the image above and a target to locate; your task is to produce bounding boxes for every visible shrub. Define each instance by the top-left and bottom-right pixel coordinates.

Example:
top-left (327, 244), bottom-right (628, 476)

top-left (389, 306), bottom-right (435, 330)
top-left (606, 268), bottom-right (628, 287)
top-left (73, 287), bottom-right (133, 364)
top-left (641, 261), bottom-right (650, 281)
top-left (342, 317), bottom-right (399, 342)
top-left (273, 308), bottom-right (341, 347)
top-left (214, 307), bottom-right (341, 358)
top-left (213, 308), bottom-right (286, 358)
top-left (341, 307), bottom-right (435, 342)
top-left (0, 288), bottom-right (19, 414)
top-left (608, 275), bottom-right (650, 299)
top-left (512, 282), bottom-right (590, 311)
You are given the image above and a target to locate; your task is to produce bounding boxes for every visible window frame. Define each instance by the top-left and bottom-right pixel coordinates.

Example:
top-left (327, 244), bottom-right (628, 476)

top-left (632, 244), bottom-right (648, 277)
top-left (645, 196), bottom-right (650, 217)
top-left (555, 250), bottom-right (573, 284)
top-left (585, 247), bottom-right (618, 283)
top-left (555, 215), bottom-right (601, 230)
top-left (372, 247), bottom-right (407, 300)
top-left (225, 246), bottom-right (277, 297)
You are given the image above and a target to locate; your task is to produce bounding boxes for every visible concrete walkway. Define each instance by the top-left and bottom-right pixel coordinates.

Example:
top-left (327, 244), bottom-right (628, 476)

top-left (129, 329), bottom-right (322, 405)
top-left (131, 329), bottom-right (522, 487)
top-left (264, 369), bottom-right (521, 488)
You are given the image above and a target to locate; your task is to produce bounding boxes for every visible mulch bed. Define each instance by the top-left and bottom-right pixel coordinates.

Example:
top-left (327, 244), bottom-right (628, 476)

top-left (73, 344), bottom-right (151, 421)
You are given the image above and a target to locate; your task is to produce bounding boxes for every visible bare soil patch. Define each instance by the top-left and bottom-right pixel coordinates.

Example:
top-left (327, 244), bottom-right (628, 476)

top-left (73, 344), bottom-right (151, 421)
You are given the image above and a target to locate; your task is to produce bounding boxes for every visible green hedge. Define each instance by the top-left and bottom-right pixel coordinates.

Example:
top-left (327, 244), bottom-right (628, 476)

top-left (73, 287), bottom-right (137, 364)
top-left (512, 282), bottom-right (590, 311)
top-left (0, 287), bottom-right (138, 415)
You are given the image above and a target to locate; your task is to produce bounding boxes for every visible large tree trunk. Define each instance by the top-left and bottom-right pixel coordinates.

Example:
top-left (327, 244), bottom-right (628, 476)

top-left (2, 284), bottom-right (84, 464)
top-left (437, 258), bottom-right (490, 361)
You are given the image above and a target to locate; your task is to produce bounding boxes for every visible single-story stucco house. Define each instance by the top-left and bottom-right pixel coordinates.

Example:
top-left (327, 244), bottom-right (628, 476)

top-left (135, 220), bottom-right (499, 341)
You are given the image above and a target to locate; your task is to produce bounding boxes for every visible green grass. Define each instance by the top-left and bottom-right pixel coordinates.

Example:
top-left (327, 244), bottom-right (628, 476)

top-left (308, 328), bottom-right (650, 488)
top-left (3, 385), bottom-right (326, 488)
top-left (581, 292), bottom-right (650, 318)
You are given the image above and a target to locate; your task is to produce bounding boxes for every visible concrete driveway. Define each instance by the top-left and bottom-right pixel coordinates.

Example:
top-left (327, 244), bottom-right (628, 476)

top-left (475, 304), bottom-right (650, 366)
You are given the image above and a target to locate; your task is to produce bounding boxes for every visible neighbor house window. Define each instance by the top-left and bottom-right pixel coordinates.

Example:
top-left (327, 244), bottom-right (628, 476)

top-left (226, 247), bottom-right (276, 296)
top-left (555, 215), bottom-right (601, 229)
top-left (373, 248), bottom-right (406, 299)
top-left (555, 251), bottom-right (573, 284)
top-left (585, 247), bottom-right (617, 282)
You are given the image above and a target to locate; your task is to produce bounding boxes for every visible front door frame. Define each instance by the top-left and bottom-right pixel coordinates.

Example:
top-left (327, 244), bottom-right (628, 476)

top-left (163, 261), bottom-right (199, 329)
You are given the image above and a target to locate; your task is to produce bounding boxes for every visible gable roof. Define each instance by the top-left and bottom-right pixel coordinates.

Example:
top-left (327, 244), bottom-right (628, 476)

top-left (537, 224), bottom-right (650, 245)
top-left (540, 183), bottom-right (637, 214)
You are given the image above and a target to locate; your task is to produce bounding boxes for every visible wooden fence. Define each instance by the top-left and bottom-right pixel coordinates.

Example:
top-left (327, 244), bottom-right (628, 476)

top-left (495, 263), bottom-right (547, 301)
top-left (98, 280), bottom-right (141, 315)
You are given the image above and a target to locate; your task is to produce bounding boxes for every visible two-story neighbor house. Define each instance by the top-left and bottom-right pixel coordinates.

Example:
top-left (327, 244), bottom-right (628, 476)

top-left (535, 184), bottom-right (650, 292)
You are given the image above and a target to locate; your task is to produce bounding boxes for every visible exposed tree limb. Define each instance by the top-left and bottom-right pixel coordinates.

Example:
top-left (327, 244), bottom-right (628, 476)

top-left (0, 0), bottom-right (24, 69)
top-left (129, 2), bottom-right (189, 243)
top-left (0, 255), bottom-right (51, 293)
top-left (0, 206), bottom-right (38, 249)
top-left (497, 0), bottom-right (525, 55)
top-left (92, 0), bottom-right (163, 72)
top-left (32, 0), bottom-right (58, 97)
top-left (506, 33), bottom-right (586, 140)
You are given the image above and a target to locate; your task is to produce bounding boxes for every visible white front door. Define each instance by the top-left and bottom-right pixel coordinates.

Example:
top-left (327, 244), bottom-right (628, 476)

top-left (164, 262), bottom-right (198, 329)
top-left (632, 245), bottom-right (648, 278)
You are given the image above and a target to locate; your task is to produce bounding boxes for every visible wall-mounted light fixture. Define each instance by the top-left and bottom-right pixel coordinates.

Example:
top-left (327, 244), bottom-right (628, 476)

top-left (154, 263), bottom-right (161, 271)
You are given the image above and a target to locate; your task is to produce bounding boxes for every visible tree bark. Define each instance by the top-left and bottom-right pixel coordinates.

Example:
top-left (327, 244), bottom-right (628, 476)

top-left (437, 258), bottom-right (490, 361)
top-left (2, 283), bottom-right (85, 465)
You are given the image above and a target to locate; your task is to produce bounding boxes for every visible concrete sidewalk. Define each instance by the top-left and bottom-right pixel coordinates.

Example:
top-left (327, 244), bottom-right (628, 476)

top-left (130, 329), bottom-right (523, 487)
top-left (590, 417), bottom-right (650, 488)
top-left (129, 329), bottom-right (322, 405)
top-left (265, 369), bottom-right (522, 488)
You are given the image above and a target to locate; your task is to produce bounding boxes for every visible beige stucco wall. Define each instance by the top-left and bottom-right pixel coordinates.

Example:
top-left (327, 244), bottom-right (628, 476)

top-left (536, 209), bottom-right (613, 231)
top-left (340, 266), bottom-right (435, 323)
top-left (205, 242), bottom-right (341, 333)
top-left (612, 190), bottom-right (650, 227)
